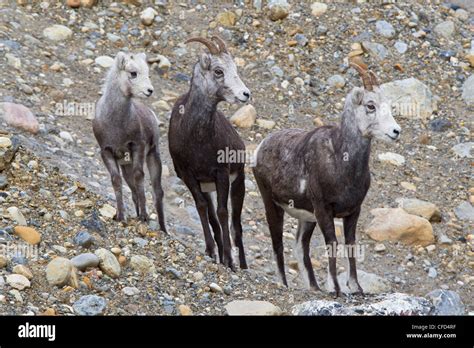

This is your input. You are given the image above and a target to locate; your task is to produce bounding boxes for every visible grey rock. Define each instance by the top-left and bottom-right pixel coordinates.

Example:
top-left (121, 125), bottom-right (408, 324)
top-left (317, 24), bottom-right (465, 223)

top-left (327, 74), bottom-right (346, 89)
top-left (0, 173), bottom-right (7, 189)
top-left (429, 118), bottom-right (452, 132)
top-left (380, 78), bottom-right (436, 120)
top-left (454, 201), bottom-right (474, 221)
top-left (175, 225), bottom-right (195, 236)
top-left (362, 41), bottom-right (389, 61)
top-left (292, 300), bottom-right (349, 315)
top-left (73, 295), bottom-right (107, 316)
top-left (462, 75), bottom-right (474, 104)
top-left (451, 142), bottom-right (473, 158)
top-left (426, 289), bottom-right (465, 315)
top-left (292, 293), bottom-right (433, 316)
top-left (394, 41), bottom-right (408, 54)
top-left (71, 253), bottom-right (100, 271)
top-left (427, 267), bottom-right (437, 278)
top-left (433, 21), bottom-right (455, 38)
top-left (375, 20), bottom-right (395, 38)
top-left (74, 230), bottom-right (93, 248)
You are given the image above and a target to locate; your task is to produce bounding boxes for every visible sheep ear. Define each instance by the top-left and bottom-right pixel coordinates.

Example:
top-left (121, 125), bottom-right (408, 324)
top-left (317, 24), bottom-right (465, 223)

top-left (351, 87), bottom-right (365, 106)
top-left (116, 52), bottom-right (128, 71)
top-left (199, 53), bottom-right (211, 70)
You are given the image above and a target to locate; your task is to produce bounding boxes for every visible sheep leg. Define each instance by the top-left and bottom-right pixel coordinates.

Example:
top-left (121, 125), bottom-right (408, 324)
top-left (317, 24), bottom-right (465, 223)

top-left (121, 164), bottom-right (139, 217)
top-left (230, 172), bottom-right (247, 269)
top-left (100, 149), bottom-right (125, 221)
top-left (314, 208), bottom-right (340, 297)
top-left (146, 148), bottom-right (167, 233)
top-left (131, 143), bottom-right (148, 222)
top-left (215, 170), bottom-right (235, 271)
top-left (255, 176), bottom-right (287, 286)
top-left (295, 220), bottom-right (319, 290)
top-left (343, 208), bottom-right (363, 294)
top-left (182, 174), bottom-right (217, 261)
top-left (204, 193), bottom-right (223, 263)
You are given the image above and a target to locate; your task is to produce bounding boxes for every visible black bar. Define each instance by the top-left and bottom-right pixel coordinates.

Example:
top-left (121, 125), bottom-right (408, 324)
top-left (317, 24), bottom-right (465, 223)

top-left (0, 316), bottom-right (472, 346)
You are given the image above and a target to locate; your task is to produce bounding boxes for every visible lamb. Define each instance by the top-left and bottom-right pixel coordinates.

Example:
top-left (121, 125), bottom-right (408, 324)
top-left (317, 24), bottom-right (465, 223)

top-left (93, 52), bottom-right (166, 233)
top-left (168, 36), bottom-right (250, 271)
top-left (252, 58), bottom-right (401, 296)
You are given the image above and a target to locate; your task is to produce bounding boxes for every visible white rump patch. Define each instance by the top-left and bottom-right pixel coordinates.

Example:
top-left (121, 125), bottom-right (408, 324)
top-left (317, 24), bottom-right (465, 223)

top-left (199, 172), bottom-right (238, 193)
top-left (250, 138), bottom-right (266, 167)
top-left (276, 203), bottom-right (317, 222)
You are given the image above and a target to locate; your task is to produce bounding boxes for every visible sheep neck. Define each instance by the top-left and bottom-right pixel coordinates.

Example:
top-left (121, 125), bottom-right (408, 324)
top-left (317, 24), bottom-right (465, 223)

top-left (183, 82), bottom-right (219, 137)
top-left (102, 75), bottom-right (132, 122)
top-left (337, 107), bottom-right (371, 175)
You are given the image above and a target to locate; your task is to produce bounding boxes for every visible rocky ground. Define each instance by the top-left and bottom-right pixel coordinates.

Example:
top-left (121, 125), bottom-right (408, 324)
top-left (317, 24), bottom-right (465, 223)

top-left (0, 0), bottom-right (473, 315)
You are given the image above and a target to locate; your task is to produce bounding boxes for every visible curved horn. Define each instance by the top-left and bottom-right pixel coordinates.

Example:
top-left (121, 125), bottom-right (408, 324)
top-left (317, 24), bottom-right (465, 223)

top-left (185, 37), bottom-right (219, 55)
top-left (211, 35), bottom-right (227, 53)
top-left (349, 56), bottom-right (374, 91)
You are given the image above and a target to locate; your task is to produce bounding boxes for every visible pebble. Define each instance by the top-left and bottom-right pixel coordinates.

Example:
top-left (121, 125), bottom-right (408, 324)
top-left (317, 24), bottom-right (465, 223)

top-left (73, 295), bottom-right (107, 316)
top-left (451, 142), bottom-right (473, 158)
top-left (268, 0), bottom-right (290, 21)
top-left (99, 204), bottom-right (116, 219)
top-left (130, 255), bottom-right (155, 274)
top-left (374, 243), bottom-right (386, 252)
top-left (311, 2), bottom-right (328, 17)
top-left (74, 230), bottom-right (93, 248)
top-left (433, 21), bottom-right (455, 38)
top-left (95, 56), bottom-right (114, 69)
top-left (178, 304), bottom-right (193, 316)
top-left (453, 201), bottom-right (474, 221)
top-left (43, 25), bottom-right (73, 41)
top-left (377, 152), bottom-right (405, 166)
top-left (375, 20), bottom-right (395, 38)
top-left (14, 226), bottom-right (41, 245)
top-left (12, 265), bottom-right (33, 280)
top-left (6, 274), bottom-right (31, 290)
top-left (122, 286), bottom-right (140, 296)
top-left (394, 41), bottom-right (408, 54)
top-left (209, 283), bottom-right (223, 293)
top-left (327, 74), bottom-right (345, 89)
top-left (71, 253), bottom-right (100, 271)
top-left (95, 248), bottom-right (121, 278)
top-left (7, 207), bottom-right (27, 226)
top-left (46, 257), bottom-right (77, 287)
top-left (141, 7), bottom-right (157, 26)
top-left (427, 267), bottom-right (438, 278)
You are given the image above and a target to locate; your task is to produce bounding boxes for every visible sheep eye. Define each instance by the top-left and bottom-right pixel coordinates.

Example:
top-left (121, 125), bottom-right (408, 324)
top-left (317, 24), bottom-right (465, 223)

top-left (366, 103), bottom-right (376, 113)
top-left (130, 71), bottom-right (137, 79)
top-left (214, 69), bottom-right (224, 77)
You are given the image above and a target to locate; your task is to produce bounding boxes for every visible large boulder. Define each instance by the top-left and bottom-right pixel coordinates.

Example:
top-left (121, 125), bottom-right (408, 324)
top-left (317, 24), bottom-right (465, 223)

top-left (224, 300), bottom-right (282, 315)
top-left (396, 198), bottom-right (441, 222)
top-left (0, 103), bottom-right (39, 134)
top-left (380, 78), bottom-right (436, 120)
top-left (365, 208), bottom-right (434, 246)
top-left (426, 289), bottom-right (465, 315)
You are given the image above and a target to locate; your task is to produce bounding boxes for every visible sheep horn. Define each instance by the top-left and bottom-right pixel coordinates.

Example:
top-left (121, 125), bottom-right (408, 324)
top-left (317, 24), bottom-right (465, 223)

top-left (185, 37), bottom-right (219, 55)
top-left (349, 57), bottom-right (375, 91)
top-left (211, 35), bottom-right (227, 53)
